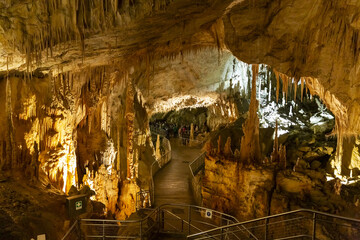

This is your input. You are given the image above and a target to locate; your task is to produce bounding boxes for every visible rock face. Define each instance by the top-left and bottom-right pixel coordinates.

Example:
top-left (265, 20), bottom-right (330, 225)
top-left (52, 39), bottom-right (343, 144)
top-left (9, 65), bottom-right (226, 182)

top-left (202, 154), bottom-right (360, 226)
top-left (0, 65), bottom-right (155, 223)
top-left (223, 0), bottom-right (360, 175)
top-left (202, 155), bottom-right (274, 220)
top-left (2, 0), bottom-right (360, 238)
top-left (1, 0), bottom-right (360, 175)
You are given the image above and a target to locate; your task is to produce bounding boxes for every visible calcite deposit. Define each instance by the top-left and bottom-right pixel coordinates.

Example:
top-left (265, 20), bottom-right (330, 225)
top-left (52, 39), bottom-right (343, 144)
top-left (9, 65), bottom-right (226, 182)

top-left (1, 0), bottom-right (360, 238)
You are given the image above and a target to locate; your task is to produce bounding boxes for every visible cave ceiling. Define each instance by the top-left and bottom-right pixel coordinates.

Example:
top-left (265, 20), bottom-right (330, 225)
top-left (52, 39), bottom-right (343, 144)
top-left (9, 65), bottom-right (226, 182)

top-left (0, 0), bottom-right (360, 133)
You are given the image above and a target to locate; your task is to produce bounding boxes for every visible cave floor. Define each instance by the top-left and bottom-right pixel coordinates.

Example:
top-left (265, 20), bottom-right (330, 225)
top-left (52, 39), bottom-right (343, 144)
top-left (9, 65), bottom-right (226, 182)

top-left (153, 138), bottom-right (203, 207)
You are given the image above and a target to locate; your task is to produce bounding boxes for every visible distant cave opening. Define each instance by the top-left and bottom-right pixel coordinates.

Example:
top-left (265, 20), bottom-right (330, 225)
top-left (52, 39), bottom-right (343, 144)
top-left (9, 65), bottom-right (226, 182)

top-left (146, 52), bottom-right (336, 176)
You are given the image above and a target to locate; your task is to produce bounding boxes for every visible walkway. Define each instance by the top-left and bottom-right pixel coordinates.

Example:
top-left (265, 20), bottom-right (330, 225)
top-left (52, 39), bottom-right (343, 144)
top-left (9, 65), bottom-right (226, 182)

top-left (153, 138), bottom-right (203, 206)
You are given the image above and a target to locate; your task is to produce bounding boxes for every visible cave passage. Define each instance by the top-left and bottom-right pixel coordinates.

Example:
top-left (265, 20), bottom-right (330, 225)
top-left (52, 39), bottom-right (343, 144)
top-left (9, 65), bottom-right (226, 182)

top-left (3, 1), bottom-right (360, 238)
top-left (153, 138), bottom-right (202, 206)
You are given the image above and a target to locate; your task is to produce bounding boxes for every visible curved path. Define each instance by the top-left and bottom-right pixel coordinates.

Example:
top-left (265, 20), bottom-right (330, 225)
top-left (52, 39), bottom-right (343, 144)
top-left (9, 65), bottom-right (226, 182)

top-left (153, 138), bottom-right (203, 206)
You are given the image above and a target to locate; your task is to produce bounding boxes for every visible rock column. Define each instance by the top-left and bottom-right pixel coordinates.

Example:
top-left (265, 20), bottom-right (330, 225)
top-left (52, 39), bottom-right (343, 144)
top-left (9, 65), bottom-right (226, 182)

top-left (239, 64), bottom-right (261, 165)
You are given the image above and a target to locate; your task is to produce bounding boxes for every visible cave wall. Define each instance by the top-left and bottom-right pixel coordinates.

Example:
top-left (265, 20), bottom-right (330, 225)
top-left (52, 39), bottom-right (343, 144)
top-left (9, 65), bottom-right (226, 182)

top-left (202, 153), bottom-right (360, 226)
top-left (222, 0), bottom-right (360, 175)
top-left (0, 66), bottom-right (154, 219)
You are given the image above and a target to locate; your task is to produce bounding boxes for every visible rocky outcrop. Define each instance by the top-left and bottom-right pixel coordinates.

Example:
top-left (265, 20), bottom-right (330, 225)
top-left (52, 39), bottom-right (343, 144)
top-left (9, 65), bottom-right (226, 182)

top-left (202, 155), bottom-right (274, 220)
top-left (0, 65), bottom-right (155, 222)
top-left (202, 154), bottom-right (360, 223)
top-left (223, 0), bottom-right (360, 175)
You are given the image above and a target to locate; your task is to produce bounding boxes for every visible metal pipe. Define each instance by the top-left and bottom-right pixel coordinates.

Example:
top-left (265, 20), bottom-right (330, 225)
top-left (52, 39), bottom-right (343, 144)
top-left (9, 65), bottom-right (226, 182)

top-left (140, 220), bottom-right (142, 240)
top-left (188, 205), bottom-right (192, 235)
top-left (102, 220), bottom-right (105, 240)
top-left (265, 218), bottom-right (268, 240)
top-left (312, 213), bottom-right (316, 240)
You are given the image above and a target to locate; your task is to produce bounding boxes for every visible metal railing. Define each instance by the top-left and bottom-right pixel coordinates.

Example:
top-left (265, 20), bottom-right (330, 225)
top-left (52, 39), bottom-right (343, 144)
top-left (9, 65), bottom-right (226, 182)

top-left (189, 152), bottom-right (206, 177)
top-left (179, 136), bottom-right (206, 147)
top-left (140, 134), bottom-right (172, 210)
top-left (62, 203), bottom-right (239, 240)
top-left (187, 209), bottom-right (360, 240)
top-left (136, 190), bottom-right (151, 210)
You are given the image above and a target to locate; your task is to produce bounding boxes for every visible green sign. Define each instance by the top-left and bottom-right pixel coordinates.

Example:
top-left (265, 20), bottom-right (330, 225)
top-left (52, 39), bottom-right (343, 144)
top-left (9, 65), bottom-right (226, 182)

top-left (66, 194), bottom-right (87, 218)
top-left (75, 200), bottom-right (82, 210)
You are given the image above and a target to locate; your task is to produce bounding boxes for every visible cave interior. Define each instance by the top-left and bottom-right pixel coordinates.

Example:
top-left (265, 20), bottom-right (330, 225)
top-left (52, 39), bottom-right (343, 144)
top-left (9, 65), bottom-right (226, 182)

top-left (1, 0), bottom-right (360, 239)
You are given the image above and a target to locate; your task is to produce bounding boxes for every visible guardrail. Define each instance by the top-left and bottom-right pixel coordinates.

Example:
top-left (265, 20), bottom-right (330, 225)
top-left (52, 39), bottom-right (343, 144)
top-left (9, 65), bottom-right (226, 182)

top-left (136, 190), bottom-right (151, 210)
top-left (187, 209), bottom-right (360, 240)
top-left (61, 203), bottom-right (239, 240)
top-left (63, 203), bottom-right (360, 240)
top-left (189, 152), bottom-right (206, 177)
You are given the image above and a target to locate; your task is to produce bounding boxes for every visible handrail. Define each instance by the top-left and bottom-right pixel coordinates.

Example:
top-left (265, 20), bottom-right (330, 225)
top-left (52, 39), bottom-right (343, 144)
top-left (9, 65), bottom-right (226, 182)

top-left (189, 152), bottom-right (206, 177)
top-left (63, 204), bottom-right (360, 240)
top-left (187, 208), bottom-right (360, 239)
top-left (61, 220), bottom-right (78, 240)
top-left (62, 203), bottom-right (239, 239)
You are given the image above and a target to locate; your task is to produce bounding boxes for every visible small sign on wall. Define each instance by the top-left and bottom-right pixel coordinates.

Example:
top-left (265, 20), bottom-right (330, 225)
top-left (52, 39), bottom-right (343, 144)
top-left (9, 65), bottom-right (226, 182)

top-left (205, 209), bottom-right (213, 219)
top-left (75, 200), bottom-right (82, 210)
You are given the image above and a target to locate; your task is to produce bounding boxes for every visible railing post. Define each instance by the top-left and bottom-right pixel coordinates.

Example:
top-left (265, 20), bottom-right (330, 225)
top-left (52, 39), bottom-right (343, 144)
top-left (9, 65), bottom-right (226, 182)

top-left (102, 220), bottom-right (105, 240)
top-left (140, 220), bottom-right (143, 240)
top-left (312, 212), bottom-right (316, 240)
top-left (161, 210), bottom-right (165, 230)
top-left (265, 218), bottom-right (268, 240)
top-left (188, 206), bottom-right (192, 235)
top-left (157, 208), bottom-right (161, 233)
top-left (78, 220), bottom-right (81, 240)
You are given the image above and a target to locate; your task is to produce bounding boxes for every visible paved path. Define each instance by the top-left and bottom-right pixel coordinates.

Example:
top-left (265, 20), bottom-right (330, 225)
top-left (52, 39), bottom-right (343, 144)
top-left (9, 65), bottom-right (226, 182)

top-left (153, 138), bottom-right (203, 206)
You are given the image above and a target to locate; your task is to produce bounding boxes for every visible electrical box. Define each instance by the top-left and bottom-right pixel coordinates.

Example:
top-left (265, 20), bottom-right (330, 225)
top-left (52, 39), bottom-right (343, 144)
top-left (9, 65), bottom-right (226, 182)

top-left (66, 194), bottom-right (87, 218)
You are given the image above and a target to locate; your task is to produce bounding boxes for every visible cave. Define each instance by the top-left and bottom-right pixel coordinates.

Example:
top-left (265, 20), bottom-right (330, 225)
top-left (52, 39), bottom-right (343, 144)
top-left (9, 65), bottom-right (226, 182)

top-left (1, 0), bottom-right (360, 239)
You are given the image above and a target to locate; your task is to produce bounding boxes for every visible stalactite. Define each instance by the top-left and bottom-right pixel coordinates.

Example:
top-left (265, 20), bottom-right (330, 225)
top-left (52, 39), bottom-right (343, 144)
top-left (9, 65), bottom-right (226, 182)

top-left (258, 69), bottom-right (261, 109)
top-left (125, 73), bottom-right (135, 180)
top-left (5, 76), bottom-right (15, 169)
top-left (300, 77), bottom-right (305, 102)
top-left (294, 78), bottom-right (298, 101)
top-left (268, 71), bottom-right (271, 102)
top-left (271, 121), bottom-right (279, 163)
top-left (275, 71), bottom-right (280, 103)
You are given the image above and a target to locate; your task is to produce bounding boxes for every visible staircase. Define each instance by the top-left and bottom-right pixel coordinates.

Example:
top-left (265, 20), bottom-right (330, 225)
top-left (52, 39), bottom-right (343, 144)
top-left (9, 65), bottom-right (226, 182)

top-left (62, 206), bottom-right (360, 240)
top-left (61, 203), bottom-right (238, 240)
top-left (187, 209), bottom-right (360, 240)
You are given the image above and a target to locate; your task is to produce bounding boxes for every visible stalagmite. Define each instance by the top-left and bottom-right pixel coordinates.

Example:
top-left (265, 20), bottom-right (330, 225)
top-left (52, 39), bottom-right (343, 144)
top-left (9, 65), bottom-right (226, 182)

top-left (239, 64), bottom-right (261, 165)
top-left (268, 73), bottom-right (271, 102)
top-left (217, 136), bottom-right (222, 155)
top-left (224, 137), bottom-right (233, 157)
top-left (279, 144), bottom-right (287, 169)
top-left (189, 123), bottom-right (194, 146)
top-left (155, 134), bottom-right (161, 162)
top-left (117, 126), bottom-right (120, 172)
top-left (125, 75), bottom-right (135, 180)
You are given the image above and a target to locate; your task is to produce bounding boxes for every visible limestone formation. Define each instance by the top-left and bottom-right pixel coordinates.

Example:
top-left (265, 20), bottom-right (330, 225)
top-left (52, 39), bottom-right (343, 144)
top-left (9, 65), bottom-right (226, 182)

top-left (223, 137), bottom-right (233, 157)
top-left (239, 64), bottom-right (261, 165)
top-left (2, 0), bottom-right (360, 238)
